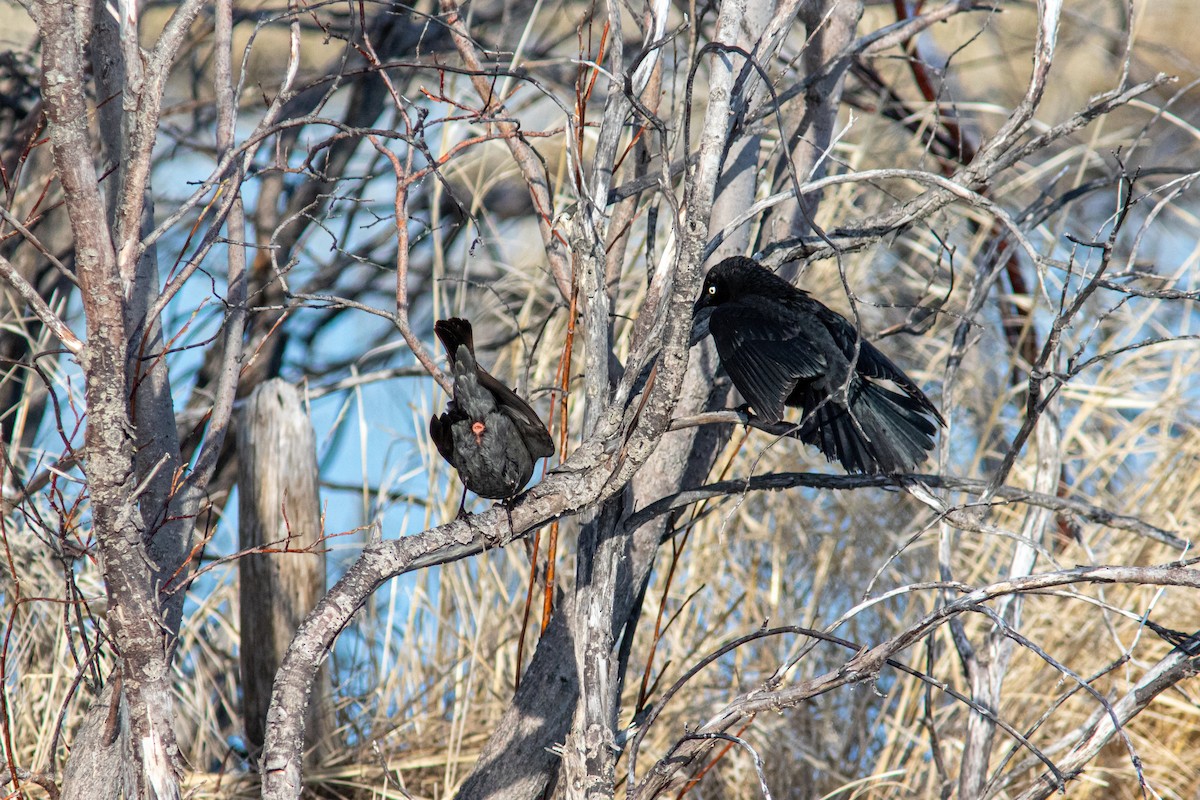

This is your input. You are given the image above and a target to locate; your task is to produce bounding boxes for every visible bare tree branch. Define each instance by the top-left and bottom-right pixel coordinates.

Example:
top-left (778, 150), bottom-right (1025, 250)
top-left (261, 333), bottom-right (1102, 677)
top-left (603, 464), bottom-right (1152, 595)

top-left (0, 254), bottom-right (80, 354)
top-left (630, 563), bottom-right (1200, 798)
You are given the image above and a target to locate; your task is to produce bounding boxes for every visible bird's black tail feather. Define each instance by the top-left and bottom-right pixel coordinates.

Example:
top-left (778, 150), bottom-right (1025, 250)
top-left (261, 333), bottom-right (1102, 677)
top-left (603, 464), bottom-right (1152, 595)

top-left (434, 318), bottom-right (475, 365)
top-left (798, 379), bottom-right (939, 474)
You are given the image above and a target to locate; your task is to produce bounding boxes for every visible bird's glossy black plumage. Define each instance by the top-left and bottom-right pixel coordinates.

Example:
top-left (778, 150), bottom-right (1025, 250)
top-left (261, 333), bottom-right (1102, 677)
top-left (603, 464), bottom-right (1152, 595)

top-left (693, 256), bottom-right (944, 474)
top-left (429, 318), bottom-right (554, 508)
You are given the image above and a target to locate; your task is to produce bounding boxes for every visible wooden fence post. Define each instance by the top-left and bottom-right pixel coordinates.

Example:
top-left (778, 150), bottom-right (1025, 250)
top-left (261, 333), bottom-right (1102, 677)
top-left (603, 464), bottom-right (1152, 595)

top-left (237, 379), bottom-right (333, 762)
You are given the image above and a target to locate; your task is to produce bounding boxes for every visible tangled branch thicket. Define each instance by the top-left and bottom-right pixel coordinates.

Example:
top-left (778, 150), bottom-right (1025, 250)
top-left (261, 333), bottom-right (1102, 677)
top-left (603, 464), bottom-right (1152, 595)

top-left (1, 0), bottom-right (1199, 798)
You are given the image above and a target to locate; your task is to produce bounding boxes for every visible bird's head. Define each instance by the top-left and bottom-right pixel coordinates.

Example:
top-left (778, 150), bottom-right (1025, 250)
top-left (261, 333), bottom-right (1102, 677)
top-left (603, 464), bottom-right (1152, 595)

top-left (694, 270), bottom-right (725, 313)
top-left (694, 256), bottom-right (778, 314)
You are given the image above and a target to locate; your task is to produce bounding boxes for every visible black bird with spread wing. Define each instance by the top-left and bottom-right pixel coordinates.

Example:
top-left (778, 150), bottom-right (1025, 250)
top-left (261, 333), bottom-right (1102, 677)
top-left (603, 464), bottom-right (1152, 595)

top-left (429, 318), bottom-right (555, 512)
top-left (693, 256), bottom-right (944, 474)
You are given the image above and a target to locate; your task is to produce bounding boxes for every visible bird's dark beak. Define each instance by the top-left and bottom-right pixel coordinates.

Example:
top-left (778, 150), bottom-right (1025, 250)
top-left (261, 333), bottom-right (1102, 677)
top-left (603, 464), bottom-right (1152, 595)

top-left (689, 306), bottom-right (712, 347)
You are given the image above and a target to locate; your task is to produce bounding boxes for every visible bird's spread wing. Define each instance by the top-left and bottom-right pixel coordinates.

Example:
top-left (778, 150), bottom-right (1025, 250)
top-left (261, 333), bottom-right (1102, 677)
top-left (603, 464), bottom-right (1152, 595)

top-left (476, 370), bottom-right (556, 459)
top-left (708, 300), bottom-right (828, 423)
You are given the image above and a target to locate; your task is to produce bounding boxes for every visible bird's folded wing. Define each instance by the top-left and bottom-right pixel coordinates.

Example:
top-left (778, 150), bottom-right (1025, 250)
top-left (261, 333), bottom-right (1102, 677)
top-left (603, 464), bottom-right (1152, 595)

top-left (820, 310), bottom-right (944, 422)
top-left (824, 315), bottom-right (909, 383)
top-left (709, 301), bottom-right (827, 423)
top-left (428, 412), bottom-right (457, 463)
top-left (477, 370), bottom-right (556, 459)
top-left (506, 406), bottom-right (556, 459)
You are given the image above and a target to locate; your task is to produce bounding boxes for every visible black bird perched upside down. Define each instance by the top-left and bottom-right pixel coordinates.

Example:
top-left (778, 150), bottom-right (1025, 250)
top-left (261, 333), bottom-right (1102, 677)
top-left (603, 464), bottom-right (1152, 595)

top-left (693, 256), bottom-right (945, 474)
top-left (429, 318), bottom-right (555, 514)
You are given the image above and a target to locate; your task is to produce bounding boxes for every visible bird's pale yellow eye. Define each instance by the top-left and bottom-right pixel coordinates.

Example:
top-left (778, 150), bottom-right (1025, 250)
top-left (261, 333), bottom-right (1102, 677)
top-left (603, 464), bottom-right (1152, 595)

top-left (707, 285), bottom-right (716, 295)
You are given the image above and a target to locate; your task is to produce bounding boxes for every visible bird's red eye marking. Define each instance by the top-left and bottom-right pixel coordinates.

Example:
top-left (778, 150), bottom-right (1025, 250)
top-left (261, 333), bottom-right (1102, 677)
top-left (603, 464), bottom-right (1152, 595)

top-left (472, 421), bottom-right (486, 445)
